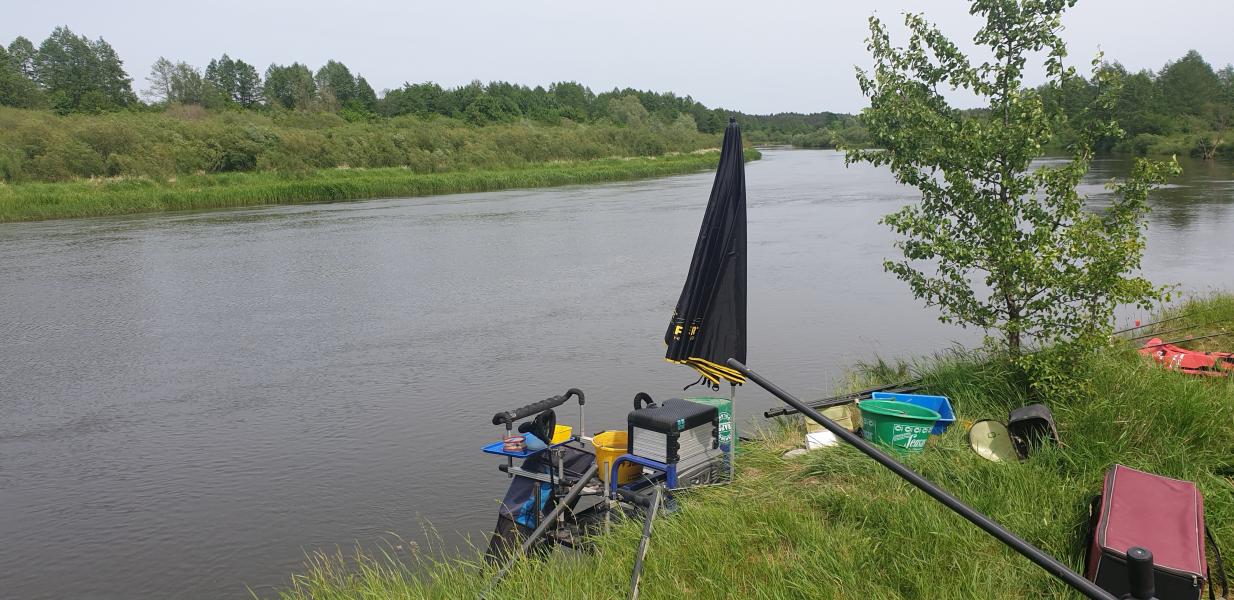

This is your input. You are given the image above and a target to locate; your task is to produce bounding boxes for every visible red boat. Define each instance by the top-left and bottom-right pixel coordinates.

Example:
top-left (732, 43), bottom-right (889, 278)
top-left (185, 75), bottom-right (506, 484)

top-left (1139, 338), bottom-right (1234, 377)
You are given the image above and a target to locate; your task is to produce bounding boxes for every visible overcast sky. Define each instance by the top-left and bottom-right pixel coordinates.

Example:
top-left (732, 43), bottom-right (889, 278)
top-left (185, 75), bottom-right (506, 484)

top-left (4, 0), bottom-right (1232, 114)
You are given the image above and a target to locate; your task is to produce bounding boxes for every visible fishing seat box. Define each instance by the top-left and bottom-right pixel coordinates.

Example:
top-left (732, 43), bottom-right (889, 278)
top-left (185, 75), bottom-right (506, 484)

top-left (1086, 464), bottom-right (1211, 599)
top-left (627, 399), bottom-right (720, 474)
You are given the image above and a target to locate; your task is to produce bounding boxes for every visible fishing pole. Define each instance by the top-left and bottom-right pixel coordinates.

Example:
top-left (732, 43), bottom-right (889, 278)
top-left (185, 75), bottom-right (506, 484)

top-left (1111, 312), bottom-right (1194, 336)
top-left (763, 378), bottom-right (923, 419)
top-left (1125, 319), bottom-right (1232, 342)
top-left (1139, 331), bottom-right (1233, 349)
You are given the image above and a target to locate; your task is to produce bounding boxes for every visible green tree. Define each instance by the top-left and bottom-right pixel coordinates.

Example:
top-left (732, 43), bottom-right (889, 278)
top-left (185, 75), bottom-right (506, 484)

top-left (381, 81), bottom-right (444, 117)
top-left (144, 57), bottom-right (176, 103)
top-left (232, 59), bottom-right (262, 108)
top-left (204, 55), bottom-right (237, 104)
top-left (847, 0), bottom-right (1178, 376)
top-left (169, 61), bottom-right (209, 105)
top-left (0, 44), bottom-right (44, 107)
top-left (34, 27), bottom-right (135, 112)
top-left (7, 37), bottom-right (37, 79)
top-left (1157, 50), bottom-right (1220, 117)
top-left (263, 62), bottom-right (315, 109)
top-left (314, 60), bottom-right (357, 109)
top-left (549, 81), bottom-right (593, 121)
top-left (354, 75), bottom-right (377, 112)
top-left (1114, 66), bottom-right (1168, 135)
top-left (462, 93), bottom-right (515, 124)
top-left (607, 94), bottom-right (649, 128)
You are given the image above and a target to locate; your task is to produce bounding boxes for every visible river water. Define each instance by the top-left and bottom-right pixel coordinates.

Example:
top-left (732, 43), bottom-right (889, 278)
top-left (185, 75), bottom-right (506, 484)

top-left (1, 149), bottom-right (1231, 599)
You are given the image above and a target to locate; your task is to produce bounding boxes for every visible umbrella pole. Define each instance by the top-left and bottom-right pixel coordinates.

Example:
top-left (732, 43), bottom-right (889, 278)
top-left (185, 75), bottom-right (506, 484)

top-left (728, 383), bottom-right (736, 482)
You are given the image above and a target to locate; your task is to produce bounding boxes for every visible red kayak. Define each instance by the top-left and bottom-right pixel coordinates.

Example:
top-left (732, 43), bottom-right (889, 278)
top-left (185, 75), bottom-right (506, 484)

top-left (1139, 338), bottom-right (1234, 377)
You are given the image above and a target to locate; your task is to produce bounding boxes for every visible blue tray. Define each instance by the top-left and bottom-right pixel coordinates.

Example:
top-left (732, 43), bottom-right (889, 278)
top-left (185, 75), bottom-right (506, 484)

top-left (481, 439), bottom-right (567, 458)
top-left (871, 392), bottom-right (955, 435)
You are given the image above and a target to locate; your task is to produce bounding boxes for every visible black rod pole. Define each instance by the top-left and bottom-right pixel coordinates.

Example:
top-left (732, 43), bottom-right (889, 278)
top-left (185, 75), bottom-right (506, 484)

top-left (764, 384), bottom-right (922, 419)
top-left (1111, 312), bottom-right (1193, 336)
top-left (1142, 331), bottom-right (1232, 348)
top-left (764, 379), bottom-right (923, 418)
top-left (1125, 320), bottom-right (1225, 342)
top-left (727, 358), bottom-right (1117, 600)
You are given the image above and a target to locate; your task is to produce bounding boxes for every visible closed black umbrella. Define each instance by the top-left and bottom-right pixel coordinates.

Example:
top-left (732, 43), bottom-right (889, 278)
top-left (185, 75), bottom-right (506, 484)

top-left (664, 117), bottom-right (747, 388)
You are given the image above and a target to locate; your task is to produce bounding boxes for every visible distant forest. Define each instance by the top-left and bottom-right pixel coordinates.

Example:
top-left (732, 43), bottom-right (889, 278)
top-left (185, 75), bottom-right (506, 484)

top-left (0, 27), bottom-right (859, 144)
top-left (1, 26), bottom-right (1231, 173)
top-left (1041, 51), bottom-right (1234, 159)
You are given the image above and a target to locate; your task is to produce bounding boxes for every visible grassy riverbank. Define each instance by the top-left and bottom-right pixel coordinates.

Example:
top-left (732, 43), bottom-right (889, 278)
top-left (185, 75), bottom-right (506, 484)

top-left (277, 295), bottom-right (1234, 599)
top-left (0, 150), bottom-right (759, 222)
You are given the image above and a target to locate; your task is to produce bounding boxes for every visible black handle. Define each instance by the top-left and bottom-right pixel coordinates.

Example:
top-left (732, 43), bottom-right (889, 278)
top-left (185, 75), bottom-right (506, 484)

top-left (491, 388), bottom-right (584, 426)
top-left (633, 392), bottom-right (657, 410)
top-left (1124, 547), bottom-right (1156, 600)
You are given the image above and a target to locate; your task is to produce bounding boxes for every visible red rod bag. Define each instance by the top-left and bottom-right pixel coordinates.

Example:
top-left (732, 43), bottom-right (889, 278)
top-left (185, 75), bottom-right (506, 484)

top-left (1087, 464), bottom-right (1209, 599)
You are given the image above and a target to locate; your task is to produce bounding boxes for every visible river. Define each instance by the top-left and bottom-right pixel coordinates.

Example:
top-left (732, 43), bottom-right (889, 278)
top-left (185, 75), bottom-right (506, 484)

top-left (1, 149), bottom-right (1231, 599)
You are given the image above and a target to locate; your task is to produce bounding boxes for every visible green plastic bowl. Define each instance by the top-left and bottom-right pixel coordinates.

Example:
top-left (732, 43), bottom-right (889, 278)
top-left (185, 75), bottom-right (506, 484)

top-left (858, 399), bottom-right (941, 454)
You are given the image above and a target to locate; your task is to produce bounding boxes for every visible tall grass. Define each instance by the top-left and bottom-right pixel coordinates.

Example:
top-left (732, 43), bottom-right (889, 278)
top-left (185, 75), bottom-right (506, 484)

top-left (0, 151), bottom-right (760, 222)
top-left (0, 106), bottom-right (721, 183)
top-left (272, 296), bottom-right (1234, 599)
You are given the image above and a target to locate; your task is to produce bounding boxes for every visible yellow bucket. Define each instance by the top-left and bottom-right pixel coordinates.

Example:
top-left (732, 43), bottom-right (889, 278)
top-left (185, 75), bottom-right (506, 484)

top-left (550, 424), bottom-right (573, 445)
top-left (593, 430), bottom-right (639, 485)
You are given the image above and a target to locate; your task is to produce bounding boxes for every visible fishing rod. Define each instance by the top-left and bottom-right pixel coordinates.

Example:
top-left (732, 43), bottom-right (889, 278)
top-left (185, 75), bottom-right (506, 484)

top-left (763, 378), bottom-right (923, 419)
top-left (1139, 331), bottom-right (1233, 349)
top-left (1125, 319), bottom-right (1232, 342)
top-left (730, 358), bottom-right (1138, 600)
top-left (1111, 312), bottom-right (1194, 336)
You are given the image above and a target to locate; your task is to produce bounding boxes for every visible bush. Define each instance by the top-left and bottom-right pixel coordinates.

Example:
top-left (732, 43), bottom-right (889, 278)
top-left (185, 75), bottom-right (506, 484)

top-left (0, 106), bottom-right (722, 183)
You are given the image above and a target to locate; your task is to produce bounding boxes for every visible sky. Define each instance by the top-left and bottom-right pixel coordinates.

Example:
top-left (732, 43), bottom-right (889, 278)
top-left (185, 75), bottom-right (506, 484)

top-left (3, 0), bottom-right (1232, 114)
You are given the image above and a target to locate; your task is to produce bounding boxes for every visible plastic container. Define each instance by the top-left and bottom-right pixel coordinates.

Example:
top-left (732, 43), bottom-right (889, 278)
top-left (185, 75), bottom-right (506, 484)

top-left (550, 424), bottom-right (573, 444)
top-left (685, 396), bottom-right (735, 453)
top-left (871, 392), bottom-right (955, 435)
top-left (857, 399), bottom-right (941, 454)
top-left (805, 405), bottom-right (856, 449)
top-left (593, 430), bottom-right (640, 484)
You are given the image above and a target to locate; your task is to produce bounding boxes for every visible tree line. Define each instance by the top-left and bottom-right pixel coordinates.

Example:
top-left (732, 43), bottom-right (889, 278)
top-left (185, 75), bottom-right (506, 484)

top-left (1042, 50), bottom-right (1234, 158)
top-left (2, 26), bottom-right (1230, 157)
top-left (0, 25), bottom-right (843, 140)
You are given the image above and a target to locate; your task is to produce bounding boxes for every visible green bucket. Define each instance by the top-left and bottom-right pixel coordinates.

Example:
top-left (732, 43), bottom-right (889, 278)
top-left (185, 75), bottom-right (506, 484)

top-left (858, 399), bottom-right (941, 454)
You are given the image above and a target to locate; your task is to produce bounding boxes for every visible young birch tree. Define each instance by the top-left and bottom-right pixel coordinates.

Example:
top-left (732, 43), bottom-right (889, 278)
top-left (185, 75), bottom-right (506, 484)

top-left (847, 0), bottom-right (1178, 385)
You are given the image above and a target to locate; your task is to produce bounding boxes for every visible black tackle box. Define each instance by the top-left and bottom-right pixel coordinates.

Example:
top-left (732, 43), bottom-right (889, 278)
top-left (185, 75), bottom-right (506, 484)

top-left (627, 398), bottom-right (719, 470)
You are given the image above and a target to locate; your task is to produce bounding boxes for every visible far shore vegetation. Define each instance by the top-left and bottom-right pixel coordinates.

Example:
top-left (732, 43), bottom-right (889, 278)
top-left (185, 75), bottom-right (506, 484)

top-left (2, 28), bottom-right (1231, 221)
top-left (0, 150), bottom-right (756, 222)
